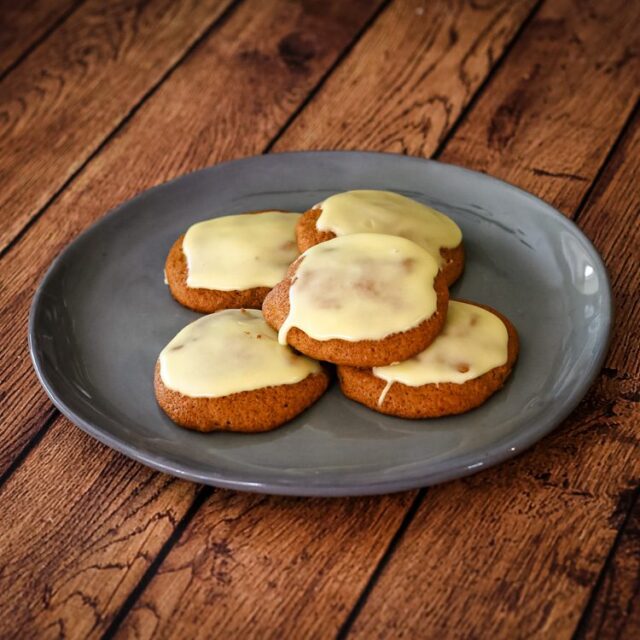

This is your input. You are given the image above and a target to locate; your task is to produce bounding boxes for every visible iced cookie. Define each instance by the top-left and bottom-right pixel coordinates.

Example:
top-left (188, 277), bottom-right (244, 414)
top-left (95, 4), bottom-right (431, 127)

top-left (337, 300), bottom-right (518, 418)
top-left (155, 309), bottom-right (329, 432)
top-left (166, 211), bottom-right (300, 313)
top-left (262, 233), bottom-right (449, 367)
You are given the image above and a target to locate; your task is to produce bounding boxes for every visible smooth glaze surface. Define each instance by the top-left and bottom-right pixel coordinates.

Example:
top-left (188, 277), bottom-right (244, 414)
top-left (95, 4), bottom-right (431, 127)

top-left (29, 152), bottom-right (612, 496)
top-left (159, 309), bottom-right (321, 398)
top-left (278, 233), bottom-right (439, 344)
top-left (372, 301), bottom-right (509, 386)
top-left (183, 211), bottom-right (300, 290)
top-left (315, 189), bottom-right (461, 266)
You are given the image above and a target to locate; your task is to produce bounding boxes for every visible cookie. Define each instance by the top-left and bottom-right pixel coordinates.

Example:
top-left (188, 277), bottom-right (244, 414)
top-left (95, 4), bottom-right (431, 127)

top-left (338, 300), bottom-right (518, 418)
top-left (166, 211), bottom-right (300, 313)
top-left (296, 190), bottom-right (464, 286)
top-left (262, 233), bottom-right (449, 367)
top-left (155, 309), bottom-right (329, 432)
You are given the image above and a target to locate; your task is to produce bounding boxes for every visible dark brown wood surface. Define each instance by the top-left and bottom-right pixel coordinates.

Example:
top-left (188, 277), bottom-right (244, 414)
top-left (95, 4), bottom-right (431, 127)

top-left (0, 0), bottom-right (638, 638)
top-left (0, 0), bottom-right (235, 254)
top-left (0, 0), bottom-right (79, 75)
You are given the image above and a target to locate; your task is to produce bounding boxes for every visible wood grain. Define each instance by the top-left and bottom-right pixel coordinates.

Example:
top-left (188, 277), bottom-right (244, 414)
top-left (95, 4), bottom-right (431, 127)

top-left (0, 418), bottom-right (197, 638)
top-left (578, 489), bottom-right (640, 640)
top-left (274, 0), bottom-right (538, 156)
top-left (571, 116), bottom-right (640, 640)
top-left (116, 490), bottom-right (414, 640)
top-left (0, 1), bottom-right (636, 638)
top-left (0, 0), bottom-right (382, 477)
top-left (278, 0), bottom-right (637, 636)
top-left (0, 0), bottom-right (79, 75)
top-left (0, 0), bottom-right (537, 635)
top-left (0, 0), bottom-right (235, 254)
top-left (277, 0), bottom-right (640, 218)
top-left (441, 0), bottom-right (640, 215)
top-left (349, 107), bottom-right (640, 638)
top-left (0, 0), bottom-right (384, 636)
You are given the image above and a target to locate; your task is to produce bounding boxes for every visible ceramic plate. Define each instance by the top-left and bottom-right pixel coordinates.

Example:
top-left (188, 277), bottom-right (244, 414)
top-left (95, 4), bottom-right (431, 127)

top-left (29, 152), bottom-right (612, 496)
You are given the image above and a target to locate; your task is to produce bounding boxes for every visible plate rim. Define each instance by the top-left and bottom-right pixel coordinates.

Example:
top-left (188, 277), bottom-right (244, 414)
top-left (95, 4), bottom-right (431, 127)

top-left (28, 150), bottom-right (613, 496)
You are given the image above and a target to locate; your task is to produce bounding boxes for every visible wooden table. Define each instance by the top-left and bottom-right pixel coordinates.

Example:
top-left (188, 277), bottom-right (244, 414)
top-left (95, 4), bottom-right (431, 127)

top-left (1, 0), bottom-right (638, 637)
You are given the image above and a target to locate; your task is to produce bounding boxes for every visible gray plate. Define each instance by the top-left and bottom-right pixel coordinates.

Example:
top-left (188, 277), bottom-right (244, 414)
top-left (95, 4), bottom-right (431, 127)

top-left (29, 152), bottom-right (612, 496)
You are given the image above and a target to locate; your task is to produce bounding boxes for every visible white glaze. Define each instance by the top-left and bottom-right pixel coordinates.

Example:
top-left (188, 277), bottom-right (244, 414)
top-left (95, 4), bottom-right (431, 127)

top-left (183, 212), bottom-right (300, 290)
top-left (278, 233), bottom-right (440, 344)
top-left (316, 190), bottom-right (461, 265)
top-left (159, 309), bottom-right (320, 398)
top-left (373, 301), bottom-right (509, 405)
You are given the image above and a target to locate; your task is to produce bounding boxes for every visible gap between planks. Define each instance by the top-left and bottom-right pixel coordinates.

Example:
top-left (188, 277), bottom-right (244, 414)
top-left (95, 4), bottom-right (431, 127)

top-left (336, 488), bottom-right (427, 640)
top-left (263, 0), bottom-right (394, 154)
top-left (101, 485), bottom-right (214, 640)
top-left (571, 485), bottom-right (640, 639)
top-left (0, 0), bottom-right (86, 82)
top-left (572, 98), bottom-right (640, 225)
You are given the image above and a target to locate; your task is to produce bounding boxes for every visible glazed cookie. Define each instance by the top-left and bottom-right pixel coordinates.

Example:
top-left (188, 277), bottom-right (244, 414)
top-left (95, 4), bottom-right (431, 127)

top-left (338, 300), bottom-right (518, 418)
top-left (262, 233), bottom-right (449, 367)
top-left (166, 211), bottom-right (300, 313)
top-left (297, 190), bottom-right (464, 286)
top-left (155, 309), bottom-right (329, 432)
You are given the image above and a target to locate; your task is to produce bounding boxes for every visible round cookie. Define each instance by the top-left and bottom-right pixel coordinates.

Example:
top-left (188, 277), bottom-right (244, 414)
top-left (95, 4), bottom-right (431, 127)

top-left (166, 210), bottom-right (300, 313)
top-left (262, 233), bottom-right (449, 367)
top-left (155, 309), bottom-right (329, 432)
top-left (296, 190), bottom-right (465, 286)
top-left (337, 300), bottom-right (518, 418)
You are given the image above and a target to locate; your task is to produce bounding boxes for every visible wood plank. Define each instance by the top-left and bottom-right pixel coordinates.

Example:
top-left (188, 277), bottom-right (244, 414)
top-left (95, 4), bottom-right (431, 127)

top-left (577, 489), bottom-right (640, 640)
top-left (0, 0), bottom-right (384, 635)
top-left (275, 0), bottom-right (640, 217)
top-left (0, 419), bottom-right (198, 638)
top-left (0, 0), bottom-right (383, 477)
top-left (0, 0), bottom-right (235, 254)
top-left (116, 489), bottom-right (413, 640)
top-left (264, 3), bottom-right (637, 633)
top-left (440, 1), bottom-right (640, 216)
top-left (0, 0), bottom-right (537, 635)
top-left (274, 0), bottom-right (538, 156)
top-left (276, 0), bottom-right (638, 636)
top-left (349, 104), bottom-right (640, 638)
top-left (0, 0), bottom-right (78, 75)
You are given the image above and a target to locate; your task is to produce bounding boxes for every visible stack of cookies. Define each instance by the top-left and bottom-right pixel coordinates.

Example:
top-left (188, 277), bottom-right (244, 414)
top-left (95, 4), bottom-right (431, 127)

top-left (156, 191), bottom-right (518, 433)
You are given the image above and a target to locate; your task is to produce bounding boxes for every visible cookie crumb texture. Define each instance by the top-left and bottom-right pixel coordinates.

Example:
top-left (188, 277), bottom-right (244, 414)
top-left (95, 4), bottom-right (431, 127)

top-left (155, 363), bottom-right (329, 432)
top-left (337, 303), bottom-right (519, 418)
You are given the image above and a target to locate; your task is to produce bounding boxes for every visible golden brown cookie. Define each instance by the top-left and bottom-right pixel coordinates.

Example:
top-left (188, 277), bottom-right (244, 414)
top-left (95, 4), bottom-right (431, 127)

top-left (337, 301), bottom-right (519, 418)
top-left (262, 234), bottom-right (450, 368)
top-left (296, 207), bottom-right (465, 286)
top-left (155, 363), bottom-right (329, 433)
top-left (155, 309), bottom-right (329, 432)
top-left (165, 210), bottom-right (298, 313)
